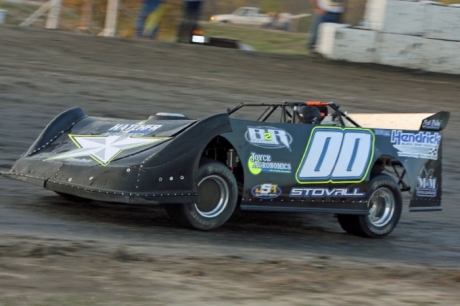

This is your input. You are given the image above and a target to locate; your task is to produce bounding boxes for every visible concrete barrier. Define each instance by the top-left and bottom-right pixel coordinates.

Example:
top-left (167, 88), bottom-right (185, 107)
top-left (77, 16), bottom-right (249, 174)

top-left (315, 0), bottom-right (460, 74)
top-left (364, 0), bottom-right (424, 36)
top-left (423, 39), bottom-right (460, 74)
top-left (424, 5), bottom-right (460, 41)
top-left (375, 33), bottom-right (425, 69)
top-left (317, 23), bottom-right (377, 63)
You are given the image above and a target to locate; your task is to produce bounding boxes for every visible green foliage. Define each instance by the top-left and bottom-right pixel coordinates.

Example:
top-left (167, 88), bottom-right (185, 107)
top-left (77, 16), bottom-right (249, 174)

top-left (202, 22), bottom-right (308, 54)
top-left (260, 0), bottom-right (282, 13)
top-left (215, 0), bottom-right (247, 13)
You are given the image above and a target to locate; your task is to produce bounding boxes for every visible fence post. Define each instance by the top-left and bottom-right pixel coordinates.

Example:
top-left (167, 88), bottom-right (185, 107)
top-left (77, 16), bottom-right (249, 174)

top-left (46, 0), bottom-right (61, 29)
top-left (99, 0), bottom-right (119, 36)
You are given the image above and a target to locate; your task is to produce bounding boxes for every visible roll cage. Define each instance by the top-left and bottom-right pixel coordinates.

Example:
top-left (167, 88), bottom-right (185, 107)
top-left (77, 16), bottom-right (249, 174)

top-left (227, 101), bottom-right (361, 128)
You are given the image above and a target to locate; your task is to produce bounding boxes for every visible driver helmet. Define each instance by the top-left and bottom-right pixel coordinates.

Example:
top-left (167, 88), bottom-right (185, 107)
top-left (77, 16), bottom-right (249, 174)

top-left (298, 106), bottom-right (322, 124)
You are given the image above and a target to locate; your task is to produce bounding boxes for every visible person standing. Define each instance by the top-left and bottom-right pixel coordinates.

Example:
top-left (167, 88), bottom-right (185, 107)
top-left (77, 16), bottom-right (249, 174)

top-left (136, 0), bottom-right (165, 39)
top-left (177, 0), bottom-right (205, 43)
top-left (308, 0), bottom-right (345, 52)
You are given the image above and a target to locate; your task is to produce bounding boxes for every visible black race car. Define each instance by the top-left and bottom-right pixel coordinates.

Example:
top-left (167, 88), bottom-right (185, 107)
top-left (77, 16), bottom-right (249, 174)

top-left (1, 101), bottom-right (449, 238)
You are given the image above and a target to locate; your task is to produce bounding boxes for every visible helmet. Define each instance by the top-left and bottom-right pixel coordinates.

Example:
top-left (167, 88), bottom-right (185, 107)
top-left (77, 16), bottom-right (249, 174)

top-left (298, 106), bottom-right (322, 124)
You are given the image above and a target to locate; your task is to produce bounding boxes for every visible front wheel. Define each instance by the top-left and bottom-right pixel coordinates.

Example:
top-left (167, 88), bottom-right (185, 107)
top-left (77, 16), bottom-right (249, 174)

top-left (164, 158), bottom-right (238, 230)
top-left (337, 174), bottom-right (402, 238)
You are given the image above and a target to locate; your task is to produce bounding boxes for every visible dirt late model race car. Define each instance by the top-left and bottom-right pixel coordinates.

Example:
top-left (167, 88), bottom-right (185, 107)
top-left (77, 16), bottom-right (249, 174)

top-left (1, 101), bottom-right (450, 238)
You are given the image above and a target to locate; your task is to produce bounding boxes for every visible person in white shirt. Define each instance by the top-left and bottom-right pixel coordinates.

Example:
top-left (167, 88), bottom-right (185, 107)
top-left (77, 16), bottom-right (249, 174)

top-left (308, 0), bottom-right (346, 52)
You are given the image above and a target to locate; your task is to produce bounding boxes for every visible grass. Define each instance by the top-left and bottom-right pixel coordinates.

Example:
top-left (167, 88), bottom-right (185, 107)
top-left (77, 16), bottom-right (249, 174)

top-left (0, 0), bottom-right (309, 55)
top-left (202, 22), bottom-right (309, 54)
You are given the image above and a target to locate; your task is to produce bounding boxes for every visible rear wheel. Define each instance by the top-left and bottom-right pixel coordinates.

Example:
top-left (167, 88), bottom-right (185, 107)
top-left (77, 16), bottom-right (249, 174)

top-left (164, 158), bottom-right (238, 230)
top-left (337, 174), bottom-right (402, 238)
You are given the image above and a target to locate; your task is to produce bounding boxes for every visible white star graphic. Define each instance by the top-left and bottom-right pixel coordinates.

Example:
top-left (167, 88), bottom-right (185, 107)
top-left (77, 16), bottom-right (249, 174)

top-left (47, 135), bottom-right (169, 165)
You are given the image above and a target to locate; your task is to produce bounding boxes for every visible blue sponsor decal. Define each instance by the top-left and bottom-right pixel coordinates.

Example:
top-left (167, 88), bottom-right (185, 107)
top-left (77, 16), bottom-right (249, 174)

top-left (391, 130), bottom-right (441, 160)
top-left (391, 130), bottom-right (441, 146)
top-left (374, 129), bottom-right (391, 137)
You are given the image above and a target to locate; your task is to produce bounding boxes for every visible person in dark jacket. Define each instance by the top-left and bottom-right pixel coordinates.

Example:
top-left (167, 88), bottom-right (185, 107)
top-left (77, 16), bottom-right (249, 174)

top-left (177, 0), bottom-right (205, 43)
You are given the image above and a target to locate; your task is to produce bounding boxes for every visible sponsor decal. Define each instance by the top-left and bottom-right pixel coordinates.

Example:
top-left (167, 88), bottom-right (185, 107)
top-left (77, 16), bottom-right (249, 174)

top-left (105, 123), bottom-right (162, 136)
top-left (296, 127), bottom-right (374, 184)
top-left (46, 134), bottom-right (170, 166)
top-left (416, 167), bottom-right (437, 198)
top-left (248, 152), bottom-right (291, 175)
top-left (422, 119), bottom-right (441, 130)
top-left (251, 184), bottom-right (282, 199)
top-left (245, 126), bottom-right (292, 151)
top-left (391, 130), bottom-right (440, 160)
top-left (374, 129), bottom-right (391, 137)
top-left (289, 187), bottom-right (366, 198)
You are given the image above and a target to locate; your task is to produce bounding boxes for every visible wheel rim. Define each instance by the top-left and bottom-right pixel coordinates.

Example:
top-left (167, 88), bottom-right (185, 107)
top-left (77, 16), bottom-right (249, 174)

top-left (367, 187), bottom-right (395, 227)
top-left (195, 175), bottom-right (229, 218)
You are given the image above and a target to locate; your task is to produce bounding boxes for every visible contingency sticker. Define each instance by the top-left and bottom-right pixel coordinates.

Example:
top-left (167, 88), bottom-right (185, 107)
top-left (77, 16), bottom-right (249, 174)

top-left (245, 126), bottom-right (293, 151)
top-left (104, 123), bottom-right (162, 136)
top-left (416, 167), bottom-right (437, 198)
top-left (248, 152), bottom-right (291, 175)
top-left (391, 130), bottom-right (440, 160)
top-left (251, 184), bottom-right (282, 199)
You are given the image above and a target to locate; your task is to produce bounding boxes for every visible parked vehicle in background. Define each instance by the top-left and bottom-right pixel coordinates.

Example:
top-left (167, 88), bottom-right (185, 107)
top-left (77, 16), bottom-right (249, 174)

top-left (210, 7), bottom-right (271, 26)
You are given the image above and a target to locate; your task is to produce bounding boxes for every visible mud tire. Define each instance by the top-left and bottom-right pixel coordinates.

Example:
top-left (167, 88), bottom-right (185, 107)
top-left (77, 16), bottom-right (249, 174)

top-left (337, 174), bottom-right (402, 238)
top-left (164, 158), bottom-right (237, 230)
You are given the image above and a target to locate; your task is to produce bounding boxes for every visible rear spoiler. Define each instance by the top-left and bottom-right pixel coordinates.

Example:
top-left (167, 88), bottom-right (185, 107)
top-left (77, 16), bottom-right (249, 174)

top-left (342, 111), bottom-right (450, 131)
top-left (419, 111), bottom-right (450, 132)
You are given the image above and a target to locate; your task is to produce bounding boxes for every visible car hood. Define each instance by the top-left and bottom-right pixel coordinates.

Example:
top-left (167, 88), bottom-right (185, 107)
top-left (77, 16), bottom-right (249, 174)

top-left (14, 107), bottom-right (198, 167)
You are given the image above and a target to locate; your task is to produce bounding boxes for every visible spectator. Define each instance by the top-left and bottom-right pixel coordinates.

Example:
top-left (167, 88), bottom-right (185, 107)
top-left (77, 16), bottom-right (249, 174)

top-left (136, 0), bottom-right (165, 39)
top-left (177, 0), bottom-right (205, 43)
top-left (308, 0), bottom-right (346, 52)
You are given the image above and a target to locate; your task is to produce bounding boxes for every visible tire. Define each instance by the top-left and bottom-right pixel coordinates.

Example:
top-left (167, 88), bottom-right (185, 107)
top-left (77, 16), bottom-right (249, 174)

top-left (337, 174), bottom-right (402, 238)
top-left (164, 158), bottom-right (238, 230)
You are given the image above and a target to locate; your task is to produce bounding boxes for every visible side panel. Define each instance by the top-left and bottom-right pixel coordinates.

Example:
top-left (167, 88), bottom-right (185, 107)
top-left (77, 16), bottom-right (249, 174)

top-left (224, 119), bottom-right (374, 214)
top-left (225, 119), bottom-right (445, 213)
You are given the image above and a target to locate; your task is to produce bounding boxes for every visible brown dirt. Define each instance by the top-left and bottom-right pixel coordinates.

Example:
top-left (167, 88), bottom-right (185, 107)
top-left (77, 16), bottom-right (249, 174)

top-left (0, 24), bottom-right (460, 305)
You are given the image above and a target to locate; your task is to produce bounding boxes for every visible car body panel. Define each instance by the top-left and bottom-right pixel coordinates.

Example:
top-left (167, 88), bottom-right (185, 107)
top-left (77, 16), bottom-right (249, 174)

top-left (1, 103), bottom-right (449, 214)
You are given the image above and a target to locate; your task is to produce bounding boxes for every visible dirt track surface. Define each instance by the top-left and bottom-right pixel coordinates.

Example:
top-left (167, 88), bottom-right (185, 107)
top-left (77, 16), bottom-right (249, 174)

top-left (1, 25), bottom-right (460, 305)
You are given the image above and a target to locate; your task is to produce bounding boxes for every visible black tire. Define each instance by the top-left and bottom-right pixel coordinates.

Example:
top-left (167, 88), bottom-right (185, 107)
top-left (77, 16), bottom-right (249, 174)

top-left (337, 174), bottom-right (402, 238)
top-left (164, 158), bottom-right (238, 230)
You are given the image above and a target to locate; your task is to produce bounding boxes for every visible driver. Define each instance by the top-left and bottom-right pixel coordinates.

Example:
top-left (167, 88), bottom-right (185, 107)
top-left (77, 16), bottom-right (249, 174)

top-left (298, 106), bottom-right (322, 124)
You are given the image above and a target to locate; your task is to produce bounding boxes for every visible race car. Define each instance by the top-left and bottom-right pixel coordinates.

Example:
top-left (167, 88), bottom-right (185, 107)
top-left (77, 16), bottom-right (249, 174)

top-left (1, 101), bottom-right (449, 238)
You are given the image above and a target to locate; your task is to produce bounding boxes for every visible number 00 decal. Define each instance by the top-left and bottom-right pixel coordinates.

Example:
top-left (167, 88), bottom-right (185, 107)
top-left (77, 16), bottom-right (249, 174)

top-left (296, 127), bottom-right (375, 184)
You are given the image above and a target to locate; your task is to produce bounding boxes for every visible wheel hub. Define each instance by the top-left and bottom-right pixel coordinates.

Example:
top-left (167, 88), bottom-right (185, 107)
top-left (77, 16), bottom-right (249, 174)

top-left (367, 187), bottom-right (395, 227)
top-left (195, 175), bottom-right (229, 218)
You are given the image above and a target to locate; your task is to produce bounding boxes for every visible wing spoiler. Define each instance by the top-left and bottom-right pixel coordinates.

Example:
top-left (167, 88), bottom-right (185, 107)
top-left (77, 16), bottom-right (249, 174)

top-left (345, 111), bottom-right (450, 131)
